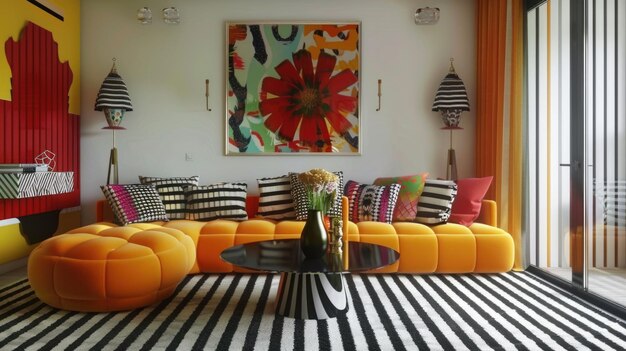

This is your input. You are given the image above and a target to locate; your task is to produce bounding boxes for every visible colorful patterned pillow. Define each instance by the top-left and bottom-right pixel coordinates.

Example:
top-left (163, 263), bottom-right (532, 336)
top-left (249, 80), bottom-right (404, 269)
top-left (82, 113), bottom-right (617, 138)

top-left (257, 175), bottom-right (296, 220)
top-left (374, 173), bottom-right (428, 221)
top-left (138, 176), bottom-right (199, 219)
top-left (184, 183), bottom-right (248, 221)
top-left (101, 184), bottom-right (169, 225)
top-left (343, 180), bottom-right (401, 223)
top-left (415, 179), bottom-right (458, 225)
top-left (289, 171), bottom-right (343, 220)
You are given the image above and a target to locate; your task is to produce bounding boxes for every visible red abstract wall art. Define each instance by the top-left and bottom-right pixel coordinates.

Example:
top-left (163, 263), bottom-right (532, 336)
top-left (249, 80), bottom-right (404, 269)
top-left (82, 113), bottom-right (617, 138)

top-left (0, 22), bottom-right (80, 219)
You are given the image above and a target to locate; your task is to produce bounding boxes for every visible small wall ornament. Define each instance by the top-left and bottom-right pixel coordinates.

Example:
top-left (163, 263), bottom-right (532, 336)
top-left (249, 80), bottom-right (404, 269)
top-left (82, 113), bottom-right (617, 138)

top-left (415, 7), bottom-right (440, 25)
top-left (35, 150), bottom-right (56, 171)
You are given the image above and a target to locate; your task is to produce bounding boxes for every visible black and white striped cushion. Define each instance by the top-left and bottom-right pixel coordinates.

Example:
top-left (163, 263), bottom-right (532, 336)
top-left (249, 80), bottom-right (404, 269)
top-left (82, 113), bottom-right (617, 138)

top-left (139, 176), bottom-right (199, 219)
top-left (415, 179), bottom-right (458, 225)
top-left (289, 171), bottom-right (343, 220)
top-left (184, 183), bottom-right (248, 221)
top-left (257, 175), bottom-right (296, 219)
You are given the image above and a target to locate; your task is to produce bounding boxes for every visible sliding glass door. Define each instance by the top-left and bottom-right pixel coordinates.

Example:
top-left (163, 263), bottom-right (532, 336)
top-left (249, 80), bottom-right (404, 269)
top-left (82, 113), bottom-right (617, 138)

top-left (527, 0), bottom-right (626, 306)
top-left (585, 0), bottom-right (626, 305)
top-left (527, 0), bottom-right (574, 283)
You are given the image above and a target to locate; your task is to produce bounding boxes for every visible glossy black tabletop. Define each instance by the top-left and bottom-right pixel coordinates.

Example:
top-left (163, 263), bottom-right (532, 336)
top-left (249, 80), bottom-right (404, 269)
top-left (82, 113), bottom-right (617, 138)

top-left (220, 239), bottom-right (399, 273)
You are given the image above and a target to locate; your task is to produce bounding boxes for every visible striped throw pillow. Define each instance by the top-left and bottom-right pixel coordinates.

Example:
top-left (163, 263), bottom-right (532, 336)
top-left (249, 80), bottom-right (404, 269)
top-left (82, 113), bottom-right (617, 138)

top-left (344, 180), bottom-right (401, 223)
top-left (101, 184), bottom-right (169, 225)
top-left (139, 176), bottom-right (199, 219)
top-left (289, 171), bottom-right (344, 220)
top-left (184, 183), bottom-right (248, 221)
top-left (257, 175), bottom-right (296, 219)
top-left (415, 179), bottom-right (458, 225)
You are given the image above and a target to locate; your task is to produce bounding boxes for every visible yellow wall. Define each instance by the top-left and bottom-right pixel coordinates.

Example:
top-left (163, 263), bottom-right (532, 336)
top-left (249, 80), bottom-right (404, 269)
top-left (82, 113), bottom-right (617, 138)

top-left (0, 219), bottom-right (34, 265)
top-left (0, 0), bottom-right (80, 114)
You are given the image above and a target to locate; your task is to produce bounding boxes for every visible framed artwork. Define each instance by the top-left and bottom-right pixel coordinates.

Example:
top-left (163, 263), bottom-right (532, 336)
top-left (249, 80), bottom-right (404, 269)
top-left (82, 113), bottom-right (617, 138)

top-left (226, 22), bottom-right (361, 155)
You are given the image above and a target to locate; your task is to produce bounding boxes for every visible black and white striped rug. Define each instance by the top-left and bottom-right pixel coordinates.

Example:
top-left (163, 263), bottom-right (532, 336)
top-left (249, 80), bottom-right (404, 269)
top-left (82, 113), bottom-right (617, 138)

top-left (1, 272), bottom-right (626, 350)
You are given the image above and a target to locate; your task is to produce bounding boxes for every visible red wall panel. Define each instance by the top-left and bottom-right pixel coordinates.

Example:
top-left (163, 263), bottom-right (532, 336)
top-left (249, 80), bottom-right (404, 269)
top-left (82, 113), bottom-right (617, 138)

top-left (0, 22), bottom-right (80, 219)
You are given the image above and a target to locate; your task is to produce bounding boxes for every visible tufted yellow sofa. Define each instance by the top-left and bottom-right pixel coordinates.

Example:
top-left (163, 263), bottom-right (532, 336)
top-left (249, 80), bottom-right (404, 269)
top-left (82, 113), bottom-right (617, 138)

top-left (91, 196), bottom-right (514, 274)
top-left (28, 196), bottom-right (513, 312)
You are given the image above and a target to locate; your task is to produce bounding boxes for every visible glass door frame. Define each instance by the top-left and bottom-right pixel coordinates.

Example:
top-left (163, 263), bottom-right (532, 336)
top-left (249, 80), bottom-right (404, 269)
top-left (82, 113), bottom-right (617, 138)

top-left (569, 0), bottom-right (586, 290)
top-left (524, 0), bottom-right (626, 319)
top-left (524, 0), bottom-right (584, 286)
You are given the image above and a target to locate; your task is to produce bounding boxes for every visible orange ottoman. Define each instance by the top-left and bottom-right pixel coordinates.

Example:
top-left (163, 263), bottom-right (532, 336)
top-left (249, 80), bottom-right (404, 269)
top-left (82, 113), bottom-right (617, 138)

top-left (28, 226), bottom-right (196, 312)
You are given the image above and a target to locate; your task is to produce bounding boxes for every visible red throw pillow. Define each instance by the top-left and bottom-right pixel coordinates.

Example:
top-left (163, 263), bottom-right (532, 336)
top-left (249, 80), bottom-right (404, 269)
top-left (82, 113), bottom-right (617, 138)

top-left (449, 176), bottom-right (493, 226)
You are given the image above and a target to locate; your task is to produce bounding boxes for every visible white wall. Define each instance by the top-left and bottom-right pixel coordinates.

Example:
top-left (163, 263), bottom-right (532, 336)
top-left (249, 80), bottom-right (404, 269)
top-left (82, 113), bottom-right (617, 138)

top-left (80, 0), bottom-right (476, 224)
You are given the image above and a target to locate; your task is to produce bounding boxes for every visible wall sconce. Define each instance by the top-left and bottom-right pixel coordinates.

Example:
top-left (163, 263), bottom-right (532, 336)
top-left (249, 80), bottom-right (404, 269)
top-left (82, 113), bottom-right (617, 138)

top-left (137, 7), bottom-right (180, 24)
top-left (137, 7), bottom-right (152, 24)
top-left (162, 7), bottom-right (180, 24)
top-left (415, 7), bottom-right (440, 25)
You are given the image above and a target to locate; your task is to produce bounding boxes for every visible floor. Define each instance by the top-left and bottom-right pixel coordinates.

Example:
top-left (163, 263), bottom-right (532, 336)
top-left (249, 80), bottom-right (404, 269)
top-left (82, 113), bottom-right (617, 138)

top-left (4, 264), bottom-right (626, 307)
top-left (0, 265), bottom-right (27, 287)
top-left (545, 267), bottom-right (626, 306)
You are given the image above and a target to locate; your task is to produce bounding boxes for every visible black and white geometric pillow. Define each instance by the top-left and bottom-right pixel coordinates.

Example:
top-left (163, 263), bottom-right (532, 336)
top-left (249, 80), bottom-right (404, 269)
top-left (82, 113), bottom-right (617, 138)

top-left (343, 180), bottom-right (401, 223)
top-left (100, 184), bottom-right (169, 225)
top-left (139, 176), bottom-right (199, 219)
top-left (289, 171), bottom-right (344, 220)
top-left (257, 175), bottom-right (296, 220)
top-left (415, 179), bottom-right (458, 225)
top-left (184, 183), bottom-right (248, 221)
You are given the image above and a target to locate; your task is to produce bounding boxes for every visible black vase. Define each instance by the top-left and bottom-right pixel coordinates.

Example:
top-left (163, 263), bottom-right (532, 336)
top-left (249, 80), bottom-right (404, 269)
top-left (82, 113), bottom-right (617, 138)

top-left (300, 209), bottom-right (328, 259)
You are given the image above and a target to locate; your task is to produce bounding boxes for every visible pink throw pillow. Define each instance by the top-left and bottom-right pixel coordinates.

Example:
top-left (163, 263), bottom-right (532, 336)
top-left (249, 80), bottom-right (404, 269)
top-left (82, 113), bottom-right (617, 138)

top-left (449, 176), bottom-right (493, 226)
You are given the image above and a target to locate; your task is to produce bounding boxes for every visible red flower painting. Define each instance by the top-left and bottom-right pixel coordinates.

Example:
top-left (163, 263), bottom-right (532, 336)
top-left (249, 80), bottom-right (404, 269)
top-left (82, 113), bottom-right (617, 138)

top-left (259, 49), bottom-right (358, 150)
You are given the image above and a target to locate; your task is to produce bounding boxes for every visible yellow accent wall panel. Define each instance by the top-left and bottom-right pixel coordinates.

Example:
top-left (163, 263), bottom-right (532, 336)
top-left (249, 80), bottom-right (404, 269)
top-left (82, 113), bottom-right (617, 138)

top-left (0, 219), bottom-right (35, 265)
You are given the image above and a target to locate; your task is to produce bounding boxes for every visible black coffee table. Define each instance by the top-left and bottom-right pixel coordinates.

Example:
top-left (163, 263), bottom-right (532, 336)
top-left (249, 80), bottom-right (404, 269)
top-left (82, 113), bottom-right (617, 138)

top-left (220, 239), bottom-right (399, 320)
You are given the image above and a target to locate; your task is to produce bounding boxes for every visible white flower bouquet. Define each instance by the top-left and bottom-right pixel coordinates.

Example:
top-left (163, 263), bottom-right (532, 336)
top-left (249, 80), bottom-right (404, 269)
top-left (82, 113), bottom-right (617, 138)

top-left (298, 168), bottom-right (339, 215)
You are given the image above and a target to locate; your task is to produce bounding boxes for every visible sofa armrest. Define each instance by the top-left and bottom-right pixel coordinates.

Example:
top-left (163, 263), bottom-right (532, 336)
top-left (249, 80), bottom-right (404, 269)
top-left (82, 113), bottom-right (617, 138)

top-left (477, 199), bottom-right (497, 227)
top-left (96, 200), bottom-right (115, 222)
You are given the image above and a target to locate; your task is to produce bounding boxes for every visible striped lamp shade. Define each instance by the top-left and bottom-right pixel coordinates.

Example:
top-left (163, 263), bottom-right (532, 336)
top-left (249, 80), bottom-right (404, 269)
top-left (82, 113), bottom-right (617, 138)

top-left (431, 63), bottom-right (469, 128)
top-left (95, 67), bottom-right (133, 112)
top-left (431, 72), bottom-right (470, 112)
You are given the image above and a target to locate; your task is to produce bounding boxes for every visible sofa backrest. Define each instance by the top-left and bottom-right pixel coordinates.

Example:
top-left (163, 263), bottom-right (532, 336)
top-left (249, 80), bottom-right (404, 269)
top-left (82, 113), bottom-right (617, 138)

top-left (96, 196), bottom-right (497, 227)
top-left (97, 195), bottom-right (262, 222)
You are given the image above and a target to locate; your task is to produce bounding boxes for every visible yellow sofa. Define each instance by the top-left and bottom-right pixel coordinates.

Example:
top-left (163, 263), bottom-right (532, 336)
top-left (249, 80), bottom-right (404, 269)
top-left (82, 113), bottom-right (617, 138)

top-left (28, 196), bottom-right (513, 312)
top-left (91, 196), bottom-right (514, 274)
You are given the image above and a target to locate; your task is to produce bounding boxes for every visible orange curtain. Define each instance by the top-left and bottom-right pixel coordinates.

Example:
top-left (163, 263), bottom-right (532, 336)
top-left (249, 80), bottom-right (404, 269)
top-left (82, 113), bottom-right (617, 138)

top-left (476, 0), bottom-right (524, 270)
top-left (476, 0), bottom-right (506, 201)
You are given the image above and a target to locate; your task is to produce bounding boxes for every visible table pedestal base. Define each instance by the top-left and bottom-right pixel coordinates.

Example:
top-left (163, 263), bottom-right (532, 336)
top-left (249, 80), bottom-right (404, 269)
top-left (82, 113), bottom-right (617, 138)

top-left (275, 272), bottom-right (348, 320)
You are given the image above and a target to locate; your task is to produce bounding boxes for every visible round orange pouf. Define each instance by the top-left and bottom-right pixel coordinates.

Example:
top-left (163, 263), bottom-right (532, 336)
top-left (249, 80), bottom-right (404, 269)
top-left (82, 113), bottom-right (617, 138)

top-left (28, 226), bottom-right (196, 312)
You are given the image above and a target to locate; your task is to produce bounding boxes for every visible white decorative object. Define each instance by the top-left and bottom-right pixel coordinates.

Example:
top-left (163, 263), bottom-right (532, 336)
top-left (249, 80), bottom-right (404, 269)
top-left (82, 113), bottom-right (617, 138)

top-left (329, 217), bottom-right (343, 256)
top-left (415, 7), bottom-right (440, 25)
top-left (162, 7), bottom-right (180, 24)
top-left (137, 7), bottom-right (152, 24)
top-left (35, 150), bottom-right (56, 171)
